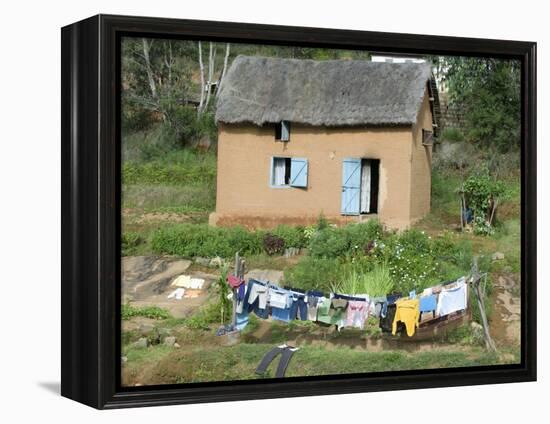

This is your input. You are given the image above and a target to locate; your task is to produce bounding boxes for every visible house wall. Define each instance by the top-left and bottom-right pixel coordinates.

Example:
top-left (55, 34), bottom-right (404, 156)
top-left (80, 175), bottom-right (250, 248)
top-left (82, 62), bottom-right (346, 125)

top-left (211, 123), bottom-right (416, 230)
top-left (410, 87), bottom-right (434, 222)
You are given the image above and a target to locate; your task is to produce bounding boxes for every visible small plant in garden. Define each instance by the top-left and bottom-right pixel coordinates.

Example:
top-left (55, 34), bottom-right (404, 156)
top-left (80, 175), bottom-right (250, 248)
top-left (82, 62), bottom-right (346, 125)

top-left (263, 233), bottom-right (285, 255)
top-left (216, 265), bottom-right (232, 325)
top-left (303, 225), bottom-right (316, 241)
top-left (316, 212), bottom-right (329, 231)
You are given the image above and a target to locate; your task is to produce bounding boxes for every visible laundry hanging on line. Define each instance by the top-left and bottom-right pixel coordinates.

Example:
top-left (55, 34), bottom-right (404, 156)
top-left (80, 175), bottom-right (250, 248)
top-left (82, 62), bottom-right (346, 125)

top-left (226, 276), bottom-right (469, 338)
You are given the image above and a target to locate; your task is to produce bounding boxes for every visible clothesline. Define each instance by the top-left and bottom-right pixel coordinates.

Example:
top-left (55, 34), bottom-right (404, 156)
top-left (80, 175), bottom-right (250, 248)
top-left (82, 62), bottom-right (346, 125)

top-left (226, 274), bottom-right (470, 338)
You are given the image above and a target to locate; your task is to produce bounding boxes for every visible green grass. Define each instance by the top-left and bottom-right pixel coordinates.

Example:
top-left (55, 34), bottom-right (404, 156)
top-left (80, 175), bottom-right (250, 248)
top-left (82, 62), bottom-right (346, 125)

top-left (123, 184), bottom-right (215, 213)
top-left (491, 218), bottom-right (521, 273)
top-left (122, 341), bottom-right (518, 385)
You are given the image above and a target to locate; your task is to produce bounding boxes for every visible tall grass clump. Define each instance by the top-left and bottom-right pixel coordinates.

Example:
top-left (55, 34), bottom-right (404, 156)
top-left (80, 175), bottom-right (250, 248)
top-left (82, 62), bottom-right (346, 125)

top-left (335, 263), bottom-right (394, 297)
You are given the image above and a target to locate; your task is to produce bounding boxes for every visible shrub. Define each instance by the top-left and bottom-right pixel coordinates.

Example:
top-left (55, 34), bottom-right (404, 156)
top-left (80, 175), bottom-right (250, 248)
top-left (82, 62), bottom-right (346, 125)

top-left (263, 233), bottom-right (285, 255)
top-left (185, 302), bottom-right (225, 330)
top-left (122, 231), bottom-right (142, 256)
top-left (372, 230), bottom-right (439, 293)
top-left (308, 220), bottom-right (383, 258)
top-left (151, 224), bottom-right (263, 258)
top-left (461, 171), bottom-right (507, 235)
top-left (271, 225), bottom-right (308, 248)
top-left (344, 221), bottom-right (384, 253)
top-left (284, 256), bottom-right (343, 292)
top-left (441, 127), bottom-right (465, 142)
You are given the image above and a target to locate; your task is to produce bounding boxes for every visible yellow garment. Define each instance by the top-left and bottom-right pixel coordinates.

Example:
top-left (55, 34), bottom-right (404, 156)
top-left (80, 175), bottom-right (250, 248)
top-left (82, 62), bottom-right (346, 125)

top-left (392, 298), bottom-right (420, 337)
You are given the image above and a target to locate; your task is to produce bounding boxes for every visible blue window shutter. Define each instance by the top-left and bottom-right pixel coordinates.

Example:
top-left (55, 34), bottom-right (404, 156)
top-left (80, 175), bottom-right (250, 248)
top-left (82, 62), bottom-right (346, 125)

top-left (290, 158), bottom-right (308, 188)
top-left (341, 158), bottom-right (361, 215)
top-left (281, 121), bottom-right (290, 141)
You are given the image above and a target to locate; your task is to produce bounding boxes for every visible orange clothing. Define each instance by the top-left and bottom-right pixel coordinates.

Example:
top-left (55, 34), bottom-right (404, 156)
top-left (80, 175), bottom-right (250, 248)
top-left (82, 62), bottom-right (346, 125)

top-left (392, 298), bottom-right (420, 337)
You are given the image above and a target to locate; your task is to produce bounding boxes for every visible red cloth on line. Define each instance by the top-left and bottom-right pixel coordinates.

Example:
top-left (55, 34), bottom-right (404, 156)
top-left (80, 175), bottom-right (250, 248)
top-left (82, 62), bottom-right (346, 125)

top-left (227, 274), bottom-right (244, 288)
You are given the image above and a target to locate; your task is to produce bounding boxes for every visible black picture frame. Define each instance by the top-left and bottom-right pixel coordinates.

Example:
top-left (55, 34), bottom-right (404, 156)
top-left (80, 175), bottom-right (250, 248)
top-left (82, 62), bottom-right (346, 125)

top-left (61, 14), bottom-right (537, 409)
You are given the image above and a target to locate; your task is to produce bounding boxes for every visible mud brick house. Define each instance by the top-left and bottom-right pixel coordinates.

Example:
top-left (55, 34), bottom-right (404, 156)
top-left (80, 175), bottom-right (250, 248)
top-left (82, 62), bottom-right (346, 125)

top-left (211, 55), bottom-right (439, 230)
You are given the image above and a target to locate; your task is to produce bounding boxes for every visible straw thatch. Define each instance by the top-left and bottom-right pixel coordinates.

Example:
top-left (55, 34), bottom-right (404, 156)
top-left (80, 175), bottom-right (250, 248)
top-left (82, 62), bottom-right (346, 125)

top-left (215, 55), bottom-right (433, 127)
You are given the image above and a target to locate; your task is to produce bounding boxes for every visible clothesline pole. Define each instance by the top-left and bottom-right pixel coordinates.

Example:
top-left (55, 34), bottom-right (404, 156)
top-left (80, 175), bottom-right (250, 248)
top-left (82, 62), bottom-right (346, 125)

top-left (471, 258), bottom-right (497, 352)
top-left (231, 251), bottom-right (239, 329)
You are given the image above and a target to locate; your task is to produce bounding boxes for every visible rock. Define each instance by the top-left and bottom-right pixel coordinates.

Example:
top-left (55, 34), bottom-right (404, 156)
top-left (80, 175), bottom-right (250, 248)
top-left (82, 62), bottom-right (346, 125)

top-left (121, 356), bottom-right (128, 365)
top-left (194, 257), bottom-right (211, 266)
top-left (164, 336), bottom-right (177, 346)
top-left (174, 343), bottom-right (181, 348)
top-left (492, 252), bottom-right (505, 261)
top-left (132, 337), bottom-right (148, 349)
top-left (138, 322), bottom-right (155, 335)
top-left (209, 256), bottom-right (225, 268)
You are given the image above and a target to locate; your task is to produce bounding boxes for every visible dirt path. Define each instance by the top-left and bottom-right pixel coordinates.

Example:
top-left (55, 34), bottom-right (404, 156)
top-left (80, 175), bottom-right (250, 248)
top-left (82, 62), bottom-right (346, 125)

top-left (489, 273), bottom-right (521, 347)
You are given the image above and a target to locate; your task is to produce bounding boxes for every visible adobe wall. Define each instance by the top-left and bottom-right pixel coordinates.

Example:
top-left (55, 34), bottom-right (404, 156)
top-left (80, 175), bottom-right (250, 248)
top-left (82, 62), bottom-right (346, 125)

top-left (211, 122), bottom-right (418, 230)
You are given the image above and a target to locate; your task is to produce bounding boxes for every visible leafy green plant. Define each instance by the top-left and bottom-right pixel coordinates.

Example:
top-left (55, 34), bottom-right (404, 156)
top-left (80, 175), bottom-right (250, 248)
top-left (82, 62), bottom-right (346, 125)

top-left (284, 256), bottom-right (343, 292)
top-left (308, 220), bottom-right (383, 258)
top-left (271, 225), bottom-right (307, 248)
top-left (121, 304), bottom-right (172, 320)
top-left (216, 266), bottom-right (232, 325)
top-left (122, 231), bottom-right (142, 256)
top-left (461, 171), bottom-right (507, 235)
top-left (151, 224), bottom-right (263, 258)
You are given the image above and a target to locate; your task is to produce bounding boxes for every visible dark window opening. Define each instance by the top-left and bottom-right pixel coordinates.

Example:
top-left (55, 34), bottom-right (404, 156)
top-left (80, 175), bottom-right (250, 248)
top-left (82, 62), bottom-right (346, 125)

top-left (275, 120), bottom-right (291, 141)
top-left (360, 159), bottom-right (380, 214)
top-left (422, 129), bottom-right (434, 146)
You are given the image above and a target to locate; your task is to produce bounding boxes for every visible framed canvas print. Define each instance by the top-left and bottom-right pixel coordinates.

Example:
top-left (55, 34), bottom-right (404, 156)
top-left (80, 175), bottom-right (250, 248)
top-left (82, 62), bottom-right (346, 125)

top-left (61, 14), bottom-right (536, 409)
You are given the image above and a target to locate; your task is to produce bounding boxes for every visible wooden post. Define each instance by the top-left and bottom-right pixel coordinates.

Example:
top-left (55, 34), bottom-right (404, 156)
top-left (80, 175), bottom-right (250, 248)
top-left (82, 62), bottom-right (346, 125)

top-left (471, 258), bottom-right (497, 352)
top-left (489, 198), bottom-right (499, 227)
top-left (460, 195), bottom-right (464, 231)
top-left (231, 252), bottom-right (239, 329)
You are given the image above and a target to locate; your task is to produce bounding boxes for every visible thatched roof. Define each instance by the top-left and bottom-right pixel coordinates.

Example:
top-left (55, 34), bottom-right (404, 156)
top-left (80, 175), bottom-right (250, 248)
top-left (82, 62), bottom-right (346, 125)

top-left (215, 55), bottom-right (434, 127)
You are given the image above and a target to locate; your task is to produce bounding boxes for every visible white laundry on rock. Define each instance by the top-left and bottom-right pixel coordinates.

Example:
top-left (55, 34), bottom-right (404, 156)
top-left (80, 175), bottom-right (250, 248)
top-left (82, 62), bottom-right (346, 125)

top-left (167, 288), bottom-right (185, 300)
top-left (171, 275), bottom-right (205, 289)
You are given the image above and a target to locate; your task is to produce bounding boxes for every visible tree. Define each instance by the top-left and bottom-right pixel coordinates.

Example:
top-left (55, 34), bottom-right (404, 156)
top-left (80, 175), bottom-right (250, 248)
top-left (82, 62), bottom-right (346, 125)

top-left (440, 57), bottom-right (520, 152)
top-left (121, 38), bottom-right (199, 143)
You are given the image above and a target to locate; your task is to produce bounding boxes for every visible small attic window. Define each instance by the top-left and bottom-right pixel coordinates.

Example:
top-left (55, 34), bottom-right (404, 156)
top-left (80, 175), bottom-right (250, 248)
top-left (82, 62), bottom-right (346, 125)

top-left (275, 121), bottom-right (291, 141)
top-left (422, 129), bottom-right (434, 146)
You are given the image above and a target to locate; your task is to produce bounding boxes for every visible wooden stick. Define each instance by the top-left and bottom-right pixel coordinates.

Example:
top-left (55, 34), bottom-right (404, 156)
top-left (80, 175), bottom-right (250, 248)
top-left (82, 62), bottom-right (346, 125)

top-left (471, 258), bottom-right (497, 352)
top-left (489, 198), bottom-right (499, 227)
top-left (231, 252), bottom-right (239, 329)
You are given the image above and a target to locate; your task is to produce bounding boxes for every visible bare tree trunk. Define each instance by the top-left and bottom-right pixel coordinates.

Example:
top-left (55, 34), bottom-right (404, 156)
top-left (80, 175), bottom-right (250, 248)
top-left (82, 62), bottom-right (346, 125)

top-left (217, 43), bottom-right (231, 92)
top-left (204, 42), bottom-right (216, 111)
top-left (198, 41), bottom-right (206, 114)
top-left (142, 38), bottom-right (157, 100)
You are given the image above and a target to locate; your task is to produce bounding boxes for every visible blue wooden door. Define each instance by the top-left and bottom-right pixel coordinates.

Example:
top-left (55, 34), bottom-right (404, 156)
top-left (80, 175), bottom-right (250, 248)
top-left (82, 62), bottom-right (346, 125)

top-left (341, 158), bottom-right (361, 215)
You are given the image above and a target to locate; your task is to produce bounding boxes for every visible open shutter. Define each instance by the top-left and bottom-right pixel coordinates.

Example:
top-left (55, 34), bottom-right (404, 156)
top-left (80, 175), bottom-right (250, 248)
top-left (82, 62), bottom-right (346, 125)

top-left (341, 158), bottom-right (361, 215)
top-left (290, 158), bottom-right (308, 188)
top-left (281, 121), bottom-right (290, 141)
